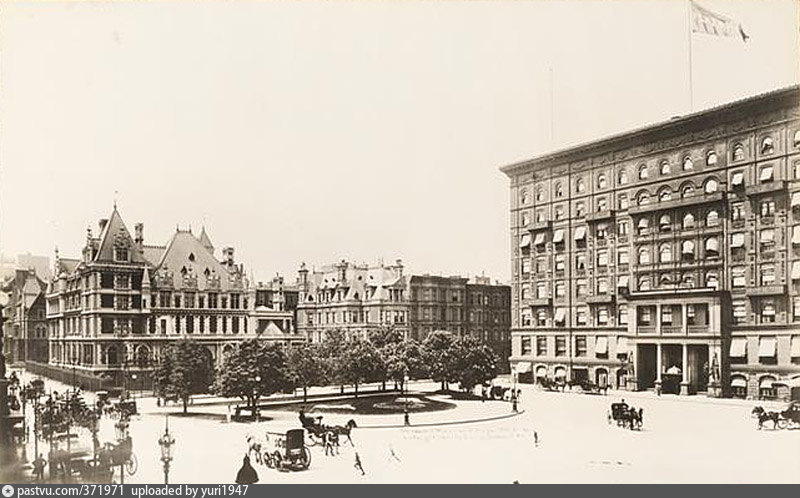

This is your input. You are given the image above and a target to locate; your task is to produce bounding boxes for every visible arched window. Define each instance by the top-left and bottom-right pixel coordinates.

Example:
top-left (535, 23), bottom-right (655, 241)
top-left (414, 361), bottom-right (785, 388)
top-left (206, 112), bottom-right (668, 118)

top-left (680, 273), bottom-right (695, 288)
top-left (659, 244), bottom-right (672, 262)
top-left (521, 211), bottom-right (530, 226)
top-left (706, 209), bottom-right (719, 227)
top-left (135, 345), bottom-right (151, 368)
top-left (638, 165), bottom-right (648, 180)
top-left (659, 274), bottom-right (673, 287)
top-left (733, 143), bottom-right (745, 161)
top-left (520, 189), bottom-right (529, 205)
top-left (535, 186), bottom-right (543, 202)
top-left (704, 178), bottom-right (718, 194)
top-left (638, 276), bottom-right (651, 291)
top-left (659, 160), bottom-right (671, 175)
top-left (637, 217), bottom-right (650, 235)
top-left (706, 150), bottom-right (718, 166)
top-left (706, 271), bottom-right (719, 289)
top-left (705, 236), bottom-right (719, 258)
top-left (618, 194), bottom-right (629, 210)
top-left (659, 188), bottom-right (672, 202)
top-left (682, 156), bottom-right (693, 171)
top-left (598, 174), bottom-right (608, 189)
top-left (555, 182), bottom-right (564, 198)
top-left (576, 178), bottom-right (586, 193)
top-left (681, 184), bottom-right (695, 198)
top-left (637, 191), bottom-right (650, 205)
top-left (659, 214), bottom-right (671, 232)
top-left (761, 136), bottom-right (774, 155)
top-left (682, 213), bottom-right (695, 229)
top-left (681, 240), bottom-right (695, 261)
top-left (598, 197), bottom-right (608, 211)
top-left (638, 247), bottom-right (651, 265)
top-left (619, 169), bottom-right (629, 185)
top-left (794, 130), bottom-right (800, 148)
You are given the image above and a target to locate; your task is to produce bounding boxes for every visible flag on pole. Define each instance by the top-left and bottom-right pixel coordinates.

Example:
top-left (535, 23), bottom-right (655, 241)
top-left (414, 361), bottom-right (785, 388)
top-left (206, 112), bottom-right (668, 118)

top-left (691, 1), bottom-right (749, 42)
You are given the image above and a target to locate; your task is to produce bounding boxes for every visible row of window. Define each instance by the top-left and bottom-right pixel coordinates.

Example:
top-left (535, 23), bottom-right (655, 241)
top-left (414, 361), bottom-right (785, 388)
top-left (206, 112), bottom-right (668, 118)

top-left (156, 291), bottom-right (246, 310)
top-left (305, 309), bottom-right (408, 326)
top-left (518, 132), bottom-right (800, 206)
top-left (520, 334), bottom-right (628, 358)
top-left (521, 305), bottom-right (626, 328)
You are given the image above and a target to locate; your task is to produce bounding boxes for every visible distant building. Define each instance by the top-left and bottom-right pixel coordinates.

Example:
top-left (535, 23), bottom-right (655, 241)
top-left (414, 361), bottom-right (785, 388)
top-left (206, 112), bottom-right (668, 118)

top-left (1, 268), bottom-right (48, 364)
top-left (45, 206), bottom-right (300, 388)
top-left (501, 85), bottom-right (800, 399)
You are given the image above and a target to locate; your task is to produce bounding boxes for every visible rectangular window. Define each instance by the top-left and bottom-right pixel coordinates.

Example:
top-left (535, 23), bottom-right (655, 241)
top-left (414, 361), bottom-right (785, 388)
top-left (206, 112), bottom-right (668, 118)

top-left (186, 316), bottom-right (194, 334)
top-left (576, 279), bottom-right (587, 297)
top-left (101, 317), bottom-right (114, 333)
top-left (794, 297), bottom-right (800, 321)
top-left (618, 220), bottom-right (629, 235)
top-left (174, 295), bottom-right (181, 308)
top-left (733, 300), bottom-right (747, 325)
top-left (761, 299), bottom-right (776, 324)
top-left (232, 317), bottom-right (240, 333)
top-left (175, 316), bottom-right (181, 334)
top-left (597, 278), bottom-right (608, 294)
top-left (199, 316), bottom-right (205, 333)
top-left (760, 200), bottom-right (776, 217)
top-left (522, 259), bottom-right (531, 274)
top-left (731, 203), bottom-right (744, 221)
top-left (662, 306), bottom-right (673, 325)
top-left (535, 257), bottom-right (547, 273)
top-left (115, 295), bottom-right (129, 311)
top-left (619, 305), bottom-right (628, 325)
top-left (221, 296), bottom-right (228, 309)
top-left (576, 307), bottom-right (588, 326)
top-left (555, 254), bottom-right (566, 272)
top-left (555, 336), bottom-right (567, 356)
top-left (222, 317), bottom-right (228, 333)
top-left (210, 317), bottom-right (218, 333)
top-left (596, 224), bottom-right (608, 240)
top-left (597, 250), bottom-right (609, 267)
top-left (639, 307), bottom-right (652, 325)
top-left (101, 273), bottom-right (114, 289)
top-left (521, 336), bottom-right (532, 356)
top-left (575, 254), bottom-right (585, 270)
top-left (536, 336), bottom-right (547, 356)
top-left (536, 282), bottom-right (547, 298)
top-left (185, 292), bottom-right (195, 308)
top-left (761, 264), bottom-right (776, 285)
top-left (555, 281), bottom-right (566, 298)
top-left (575, 335), bottom-right (587, 357)
top-left (114, 247), bottom-right (129, 262)
top-left (101, 294), bottom-right (114, 308)
top-left (597, 308), bottom-right (609, 325)
top-left (732, 267), bottom-right (746, 288)
top-left (618, 248), bottom-right (629, 265)
top-left (208, 293), bottom-right (218, 308)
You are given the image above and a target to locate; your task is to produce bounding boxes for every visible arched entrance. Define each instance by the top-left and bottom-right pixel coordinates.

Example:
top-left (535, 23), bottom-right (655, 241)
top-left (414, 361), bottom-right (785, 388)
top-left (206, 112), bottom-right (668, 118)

top-left (595, 368), bottom-right (609, 389)
top-left (616, 369), bottom-right (628, 390)
top-left (535, 365), bottom-right (547, 384)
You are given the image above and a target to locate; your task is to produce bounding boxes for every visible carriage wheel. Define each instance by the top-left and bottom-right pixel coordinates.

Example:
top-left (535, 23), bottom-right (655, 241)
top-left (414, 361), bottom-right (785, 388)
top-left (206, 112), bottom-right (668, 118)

top-left (301, 447), bottom-right (311, 470)
top-left (272, 451), bottom-right (283, 470)
top-left (125, 453), bottom-right (138, 476)
top-left (264, 452), bottom-right (274, 469)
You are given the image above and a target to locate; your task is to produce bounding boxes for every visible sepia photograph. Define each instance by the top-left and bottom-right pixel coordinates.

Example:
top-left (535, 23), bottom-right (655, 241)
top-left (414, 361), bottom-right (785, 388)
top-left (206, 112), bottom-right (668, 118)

top-left (1, 0), bottom-right (799, 486)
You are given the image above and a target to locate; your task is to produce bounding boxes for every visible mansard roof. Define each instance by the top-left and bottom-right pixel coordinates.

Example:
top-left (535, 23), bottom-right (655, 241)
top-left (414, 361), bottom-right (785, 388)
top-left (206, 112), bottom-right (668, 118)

top-left (155, 229), bottom-right (241, 291)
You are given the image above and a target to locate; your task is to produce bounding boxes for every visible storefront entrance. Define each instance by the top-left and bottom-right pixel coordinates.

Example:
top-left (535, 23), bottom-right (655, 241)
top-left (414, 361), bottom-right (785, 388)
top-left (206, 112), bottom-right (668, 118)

top-left (637, 344), bottom-right (657, 390)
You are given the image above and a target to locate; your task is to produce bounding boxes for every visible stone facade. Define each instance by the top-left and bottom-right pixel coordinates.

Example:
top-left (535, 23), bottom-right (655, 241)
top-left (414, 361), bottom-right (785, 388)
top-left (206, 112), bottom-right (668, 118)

top-left (1, 269), bottom-right (48, 364)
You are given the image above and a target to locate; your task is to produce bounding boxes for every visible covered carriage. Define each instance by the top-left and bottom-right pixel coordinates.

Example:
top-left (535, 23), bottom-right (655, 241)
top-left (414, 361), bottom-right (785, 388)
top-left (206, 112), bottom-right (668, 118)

top-left (261, 429), bottom-right (311, 471)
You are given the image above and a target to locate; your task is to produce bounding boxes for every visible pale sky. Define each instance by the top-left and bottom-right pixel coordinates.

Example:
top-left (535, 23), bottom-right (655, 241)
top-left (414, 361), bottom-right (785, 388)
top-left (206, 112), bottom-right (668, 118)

top-left (1, 0), bottom-right (797, 284)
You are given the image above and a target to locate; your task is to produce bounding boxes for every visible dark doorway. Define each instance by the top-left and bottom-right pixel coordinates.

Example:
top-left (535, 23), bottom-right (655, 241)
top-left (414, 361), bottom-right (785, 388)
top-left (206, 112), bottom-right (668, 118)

top-left (572, 368), bottom-right (589, 383)
top-left (637, 344), bottom-right (657, 390)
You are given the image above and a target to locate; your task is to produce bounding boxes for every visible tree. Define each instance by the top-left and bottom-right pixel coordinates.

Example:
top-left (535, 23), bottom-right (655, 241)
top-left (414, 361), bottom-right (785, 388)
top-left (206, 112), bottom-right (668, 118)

top-left (338, 338), bottom-right (385, 397)
top-left (422, 330), bottom-right (458, 390)
top-left (153, 339), bottom-right (214, 413)
top-left (286, 342), bottom-right (326, 402)
top-left (213, 339), bottom-right (291, 412)
top-left (368, 325), bottom-right (403, 350)
top-left (383, 339), bottom-right (426, 392)
top-left (451, 336), bottom-right (498, 392)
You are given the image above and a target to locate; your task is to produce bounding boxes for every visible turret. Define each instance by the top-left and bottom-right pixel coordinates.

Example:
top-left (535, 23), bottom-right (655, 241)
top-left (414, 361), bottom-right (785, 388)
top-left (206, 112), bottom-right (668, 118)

top-left (134, 223), bottom-right (144, 245)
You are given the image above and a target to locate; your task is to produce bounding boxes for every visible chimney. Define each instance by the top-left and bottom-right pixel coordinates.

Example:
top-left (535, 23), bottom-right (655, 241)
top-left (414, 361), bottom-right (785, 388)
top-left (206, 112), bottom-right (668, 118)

top-left (134, 223), bottom-right (144, 245)
top-left (336, 259), bottom-right (347, 282)
top-left (298, 262), bottom-right (308, 286)
top-left (395, 258), bottom-right (404, 277)
top-left (223, 247), bottom-right (234, 266)
top-left (99, 219), bottom-right (109, 232)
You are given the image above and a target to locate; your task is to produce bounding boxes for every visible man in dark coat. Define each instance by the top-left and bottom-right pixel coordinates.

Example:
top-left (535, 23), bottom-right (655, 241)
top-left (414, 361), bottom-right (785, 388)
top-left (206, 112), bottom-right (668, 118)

top-left (235, 455), bottom-right (259, 484)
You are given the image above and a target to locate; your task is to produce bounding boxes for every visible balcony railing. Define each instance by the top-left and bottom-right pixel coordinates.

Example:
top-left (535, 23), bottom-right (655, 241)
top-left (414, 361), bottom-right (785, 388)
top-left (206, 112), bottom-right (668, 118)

top-left (746, 180), bottom-right (787, 197)
top-left (629, 192), bottom-right (725, 215)
top-left (586, 294), bottom-right (615, 304)
top-left (688, 325), bottom-right (709, 334)
top-left (661, 325), bottom-right (682, 334)
top-left (586, 210), bottom-right (615, 222)
top-left (746, 284), bottom-right (785, 296)
top-left (637, 325), bottom-right (656, 334)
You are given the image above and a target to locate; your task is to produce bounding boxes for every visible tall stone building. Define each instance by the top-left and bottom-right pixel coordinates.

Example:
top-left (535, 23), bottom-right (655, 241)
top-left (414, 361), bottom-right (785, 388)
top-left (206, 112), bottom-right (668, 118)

top-left (1, 269), bottom-right (48, 364)
top-left (45, 206), bottom-right (300, 387)
top-left (502, 86), bottom-right (800, 399)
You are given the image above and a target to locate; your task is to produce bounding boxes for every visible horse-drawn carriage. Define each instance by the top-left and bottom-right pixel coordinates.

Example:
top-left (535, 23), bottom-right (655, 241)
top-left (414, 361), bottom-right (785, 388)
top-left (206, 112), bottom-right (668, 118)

top-left (608, 402), bottom-right (643, 430)
top-left (299, 411), bottom-right (357, 447)
top-left (248, 429), bottom-right (311, 471)
top-left (752, 401), bottom-right (800, 430)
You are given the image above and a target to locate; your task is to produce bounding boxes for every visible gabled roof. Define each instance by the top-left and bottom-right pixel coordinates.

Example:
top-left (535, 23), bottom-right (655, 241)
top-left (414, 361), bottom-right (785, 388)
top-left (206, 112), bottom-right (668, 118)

top-left (198, 227), bottom-right (214, 252)
top-left (58, 258), bottom-right (80, 275)
top-left (156, 229), bottom-right (234, 290)
top-left (93, 207), bottom-right (146, 263)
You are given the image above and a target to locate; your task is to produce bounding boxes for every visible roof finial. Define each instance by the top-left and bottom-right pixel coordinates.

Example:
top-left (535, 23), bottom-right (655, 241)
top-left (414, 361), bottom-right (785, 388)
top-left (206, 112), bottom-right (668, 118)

top-left (113, 190), bottom-right (118, 210)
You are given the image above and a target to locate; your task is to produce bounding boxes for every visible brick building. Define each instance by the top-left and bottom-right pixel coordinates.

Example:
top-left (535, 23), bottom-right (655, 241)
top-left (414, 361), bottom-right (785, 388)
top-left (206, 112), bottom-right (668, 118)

top-left (502, 86), bottom-right (800, 399)
top-left (1, 268), bottom-right (48, 365)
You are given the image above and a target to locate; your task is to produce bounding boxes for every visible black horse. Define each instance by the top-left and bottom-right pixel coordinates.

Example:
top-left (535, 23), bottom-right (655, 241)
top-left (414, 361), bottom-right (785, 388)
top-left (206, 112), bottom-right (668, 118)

top-left (752, 406), bottom-right (780, 430)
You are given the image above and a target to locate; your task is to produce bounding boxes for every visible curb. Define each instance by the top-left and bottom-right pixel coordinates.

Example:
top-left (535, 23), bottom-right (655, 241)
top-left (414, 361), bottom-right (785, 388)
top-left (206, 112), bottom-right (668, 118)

top-left (355, 409), bottom-right (526, 429)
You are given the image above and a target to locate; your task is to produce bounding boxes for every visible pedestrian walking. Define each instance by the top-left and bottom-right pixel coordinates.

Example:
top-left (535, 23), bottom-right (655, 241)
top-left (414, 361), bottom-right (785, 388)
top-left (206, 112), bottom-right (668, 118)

top-left (533, 431), bottom-right (539, 447)
top-left (32, 454), bottom-right (47, 481)
top-left (227, 403), bottom-right (232, 424)
top-left (512, 398), bottom-right (518, 413)
top-left (354, 452), bottom-right (365, 476)
top-left (403, 408), bottom-right (410, 426)
top-left (235, 455), bottom-right (259, 484)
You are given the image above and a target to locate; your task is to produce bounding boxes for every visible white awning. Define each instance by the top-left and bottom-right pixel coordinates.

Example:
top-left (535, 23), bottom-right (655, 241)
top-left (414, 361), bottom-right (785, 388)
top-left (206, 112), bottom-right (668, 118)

top-left (553, 229), bottom-right (565, 244)
top-left (729, 337), bottom-right (747, 357)
top-left (791, 336), bottom-right (800, 357)
top-left (519, 234), bottom-right (531, 248)
top-left (574, 226), bottom-right (586, 241)
top-left (730, 233), bottom-right (745, 248)
top-left (665, 365), bottom-right (682, 375)
top-left (792, 192), bottom-right (800, 208)
top-left (759, 376), bottom-right (775, 389)
top-left (758, 337), bottom-right (776, 357)
top-left (793, 262), bottom-right (800, 280)
top-left (792, 226), bottom-right (800, 245)
top-left (638, 218), bottom-right (649, 228)
top-left (731, 172), bottom-right (744, 186)
top-left (760, 230), bottom-right (774, 243)
top-left (515, 362), bottom-right (532, 373)
top-left (554, 308), bottom-right (566, 323)
top-left (617, 336), bottom-right (628, 352)
top-left (730, 377), bottom-right (747, 388)
top-left (759, 167), bottom-right (774, 182)
top-left (617, 275), bottom-right (629, 288)
top-left (682, 240), bottom-right (695, 254)
top-left (533, 232), bottom-right (546, 246)
top-left (595, 336), bottom-right (608, 354)
top-left (706, 238), bottom-right (719, 252)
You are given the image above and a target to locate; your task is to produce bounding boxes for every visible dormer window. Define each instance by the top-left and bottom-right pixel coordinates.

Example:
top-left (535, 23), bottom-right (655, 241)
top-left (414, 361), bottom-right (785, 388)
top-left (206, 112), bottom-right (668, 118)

top-left (114, 247), bottom-right (129, 262)
top-left (189, 253), bottom-right (195, 262)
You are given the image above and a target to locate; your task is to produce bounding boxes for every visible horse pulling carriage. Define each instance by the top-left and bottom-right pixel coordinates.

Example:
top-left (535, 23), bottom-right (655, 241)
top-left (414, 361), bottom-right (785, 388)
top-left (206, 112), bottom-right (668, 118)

top-left (608, 402), bottom-right (643, 430)
top-left (248, 429), bottom-right (311, 471)
top-left (299, 411), bottom-right (357, 447)
top-left (752, 401), bottom-right (800, 430)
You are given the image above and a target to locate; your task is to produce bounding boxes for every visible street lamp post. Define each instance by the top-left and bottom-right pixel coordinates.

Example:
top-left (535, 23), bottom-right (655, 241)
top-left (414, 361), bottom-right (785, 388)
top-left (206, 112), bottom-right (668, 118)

top-left (130, 374), bottom-right (137, 400)
top-left (253, 375), bottom-right (261, 422)
top-left (158, 414), bottom-right (175, 484)
top-left (114, 414), bottom-right (129, 484)
top-left (403, 373), bottom-right (410, 426)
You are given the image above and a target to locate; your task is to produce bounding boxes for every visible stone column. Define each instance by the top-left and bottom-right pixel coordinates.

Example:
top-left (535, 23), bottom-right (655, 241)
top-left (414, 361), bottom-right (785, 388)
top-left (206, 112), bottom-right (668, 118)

top-left (680, 343), bottom-right (690, 395)
top-left (655, 304), bottom-right (662, 333)
top-left (655, 342), bottom-right (663, 392)
top-left (682, 305), bottom-right (688, 334)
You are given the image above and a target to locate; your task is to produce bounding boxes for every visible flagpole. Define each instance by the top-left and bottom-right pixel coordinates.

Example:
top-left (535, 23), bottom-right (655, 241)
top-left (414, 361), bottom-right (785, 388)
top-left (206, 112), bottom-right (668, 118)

top-left (687, 0), bottom-right (694, 113)
top-left (549, 66), bottom-right (554, 147)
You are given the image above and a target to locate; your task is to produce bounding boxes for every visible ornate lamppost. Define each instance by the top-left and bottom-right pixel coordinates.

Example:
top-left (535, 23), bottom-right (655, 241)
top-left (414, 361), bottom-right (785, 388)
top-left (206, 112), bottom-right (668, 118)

top-left (158, 415), bottom-right (175, 484)
top-left (253, 375), bottom-right (261, 422)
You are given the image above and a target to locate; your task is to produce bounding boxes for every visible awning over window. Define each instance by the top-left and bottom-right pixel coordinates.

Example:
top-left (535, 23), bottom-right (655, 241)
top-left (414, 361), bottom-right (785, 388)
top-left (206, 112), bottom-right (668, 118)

top-left (519, 234), bottom-right (531, 248)
top-left (758, 337), bottom-right (776, 357)
top-left (793, 261), bottom-right (800, 280)
top-left (617, 336), bottom-right (628, 352)
top-left (574, 226), bottom-right (586, 241)
top-left (682, 240), bottom-right (695, 254)
top-left (791, 336), bottom-right (800, 357)
top-left (638, 218), bottom-right (649, 228)
top-left (760, 230), bottom-right (774, 243)
top-left (792, 226), bottom-right (800, 245)
top-left (731, 172), bottom-right (744, 186)
top-left (553, 229), bottom-right (565, 244)
top-left (515, 362), bottom-right (532, 374)
top-left (617, 275), bottom-right (629, 288)
top-left (759, 376), bottom-right (775, 389)
top-left (792, 192), bottom-right (800, 208)
top-left (730, 377), bottom-right (747, 388)
top-left (706, 238), bottom-right (719, 252)
top-left (731, 233), bottom-right (745, 248)
top-left (554, 308), bottom-right (566, 323)
top-left (760, 167), bottom-right (774, 182)
top-left (729, 337), bottom-right (747, 358)
top-left (533, 233), bottom-right (546, 246)
top-left (595, 336), bottom-right (608, 354)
